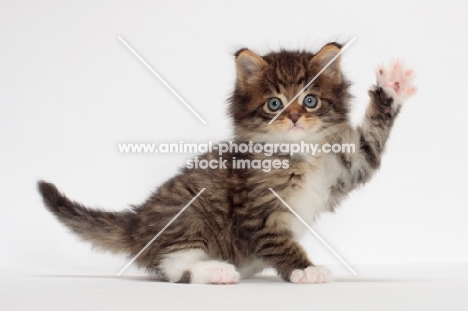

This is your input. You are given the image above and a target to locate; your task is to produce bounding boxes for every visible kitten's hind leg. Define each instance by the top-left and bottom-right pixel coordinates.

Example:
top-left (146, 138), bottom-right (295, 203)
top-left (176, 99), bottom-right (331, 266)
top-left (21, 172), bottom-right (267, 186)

top-left (159, 249), bottom-right (240, 284)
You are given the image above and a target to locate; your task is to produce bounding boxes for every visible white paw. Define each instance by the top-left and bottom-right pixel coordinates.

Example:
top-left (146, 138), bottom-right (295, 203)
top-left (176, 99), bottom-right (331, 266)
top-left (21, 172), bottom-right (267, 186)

top-left (191, 261), bottom-right (240, 284)
top-left (376, 59), bottom-right (416, 104)
top-left (290, 266), bottom-right (331, 284)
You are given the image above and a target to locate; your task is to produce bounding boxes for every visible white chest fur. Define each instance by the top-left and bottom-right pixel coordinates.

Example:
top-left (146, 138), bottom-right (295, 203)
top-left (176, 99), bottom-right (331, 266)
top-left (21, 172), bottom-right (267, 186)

top-left (285, 154), bottom-right (340, 239)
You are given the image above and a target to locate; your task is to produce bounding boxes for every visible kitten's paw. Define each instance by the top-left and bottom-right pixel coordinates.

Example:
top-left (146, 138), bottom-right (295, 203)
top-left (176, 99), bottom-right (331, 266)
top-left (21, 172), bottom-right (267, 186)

top-left (376, 59), bottom-right (416, 103)
top-left (289, 266), bottom-right (331, 284)
top-left (191, 261), bottom-right (240, 285)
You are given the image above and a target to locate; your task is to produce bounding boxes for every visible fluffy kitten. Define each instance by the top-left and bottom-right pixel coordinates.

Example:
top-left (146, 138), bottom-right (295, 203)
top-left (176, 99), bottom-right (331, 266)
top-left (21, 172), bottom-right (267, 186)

top-left (38, 42), bottom-right (416, 284)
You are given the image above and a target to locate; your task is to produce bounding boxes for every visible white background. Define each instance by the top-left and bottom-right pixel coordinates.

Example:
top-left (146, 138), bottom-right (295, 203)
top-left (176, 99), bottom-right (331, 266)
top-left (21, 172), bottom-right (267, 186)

top-left (1, 0), bottom-right (468, 278)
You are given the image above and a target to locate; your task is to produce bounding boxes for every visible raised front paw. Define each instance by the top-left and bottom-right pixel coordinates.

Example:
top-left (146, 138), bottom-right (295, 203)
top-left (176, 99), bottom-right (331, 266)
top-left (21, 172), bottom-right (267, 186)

top-left (376, 59), bottom-right (416, 103)
top-left (289, 266), bottom-right (331, 284)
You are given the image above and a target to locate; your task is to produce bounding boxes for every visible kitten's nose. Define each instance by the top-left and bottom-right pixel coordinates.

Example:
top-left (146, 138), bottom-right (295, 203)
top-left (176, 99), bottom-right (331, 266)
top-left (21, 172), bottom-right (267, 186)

top-left (289, 113), bottom-right (301, 124)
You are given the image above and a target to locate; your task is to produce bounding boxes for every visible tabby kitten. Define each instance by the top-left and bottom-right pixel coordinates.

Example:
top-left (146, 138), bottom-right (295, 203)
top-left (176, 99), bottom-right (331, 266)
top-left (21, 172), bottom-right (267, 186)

top-left (38, 42), bottom-right (416, 284)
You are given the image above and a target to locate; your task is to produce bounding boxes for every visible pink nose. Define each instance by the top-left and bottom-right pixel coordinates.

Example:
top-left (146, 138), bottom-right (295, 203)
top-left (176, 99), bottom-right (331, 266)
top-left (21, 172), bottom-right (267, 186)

top-left (289, 113), bottom-right (301, 124)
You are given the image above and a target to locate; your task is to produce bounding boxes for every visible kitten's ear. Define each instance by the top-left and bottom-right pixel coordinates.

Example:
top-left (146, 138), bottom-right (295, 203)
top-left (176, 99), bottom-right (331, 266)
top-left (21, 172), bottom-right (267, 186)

top-left (235, 48), bottom-right (267, 85)
top-left (311, 43), bottom-right (342, 79)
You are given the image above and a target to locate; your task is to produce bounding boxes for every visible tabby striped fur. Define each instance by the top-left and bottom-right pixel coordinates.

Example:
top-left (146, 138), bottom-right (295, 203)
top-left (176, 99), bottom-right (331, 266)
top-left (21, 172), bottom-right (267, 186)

top-left (38, 43), bottom-right (416, 284)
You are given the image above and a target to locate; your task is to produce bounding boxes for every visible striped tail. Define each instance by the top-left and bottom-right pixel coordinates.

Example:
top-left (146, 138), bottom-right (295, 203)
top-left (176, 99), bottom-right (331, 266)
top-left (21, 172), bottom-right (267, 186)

top-left (38, 180), bottom-right (135, 254)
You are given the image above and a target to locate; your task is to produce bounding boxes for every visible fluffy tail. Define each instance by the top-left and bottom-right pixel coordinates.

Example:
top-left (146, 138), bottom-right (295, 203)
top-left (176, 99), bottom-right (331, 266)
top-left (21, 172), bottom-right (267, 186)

top-left (38, 180), bottom-right (134, 254)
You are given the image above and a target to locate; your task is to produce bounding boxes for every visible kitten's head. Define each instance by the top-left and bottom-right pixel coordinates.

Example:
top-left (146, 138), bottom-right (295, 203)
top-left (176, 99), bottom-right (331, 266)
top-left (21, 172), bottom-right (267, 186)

top-left (229, 43), bottom-right (351, 143)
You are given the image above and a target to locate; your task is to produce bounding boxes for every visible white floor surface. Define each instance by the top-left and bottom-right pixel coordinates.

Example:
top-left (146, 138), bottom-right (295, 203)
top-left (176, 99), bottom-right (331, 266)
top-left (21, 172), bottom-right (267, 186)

top-left (2, 264), bottom-right (468, 311)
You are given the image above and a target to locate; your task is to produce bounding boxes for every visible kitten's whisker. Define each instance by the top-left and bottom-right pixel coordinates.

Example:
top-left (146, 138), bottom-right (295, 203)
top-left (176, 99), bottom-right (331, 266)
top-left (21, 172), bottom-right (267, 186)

top-left (315, 104), bottom-right (335, 116)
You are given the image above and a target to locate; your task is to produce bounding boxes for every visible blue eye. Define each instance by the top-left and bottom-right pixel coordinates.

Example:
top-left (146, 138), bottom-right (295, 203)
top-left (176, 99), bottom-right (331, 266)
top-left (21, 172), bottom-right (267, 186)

top-left (303, 95), bottom-right (318, 108)
top-left (267, 97), bottom-right (283, 112)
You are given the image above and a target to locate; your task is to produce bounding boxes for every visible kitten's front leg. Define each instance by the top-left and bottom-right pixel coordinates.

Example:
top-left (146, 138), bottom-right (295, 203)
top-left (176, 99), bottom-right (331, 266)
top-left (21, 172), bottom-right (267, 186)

top-left (339, 60), bottom-right (416, 186)
top-left (253, 230), bottom-right (331, 283)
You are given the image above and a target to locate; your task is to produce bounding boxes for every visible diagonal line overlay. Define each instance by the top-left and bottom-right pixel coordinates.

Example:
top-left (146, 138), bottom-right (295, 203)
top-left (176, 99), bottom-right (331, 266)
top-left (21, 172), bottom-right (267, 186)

top-left (117, 188), bottom-right (206, 276)
top-left (118, 36), bottom-right (207, 125)
top-left (268, 37), bottom-right (356, 124)
top-left (269, 188), bottom-right (357, 275)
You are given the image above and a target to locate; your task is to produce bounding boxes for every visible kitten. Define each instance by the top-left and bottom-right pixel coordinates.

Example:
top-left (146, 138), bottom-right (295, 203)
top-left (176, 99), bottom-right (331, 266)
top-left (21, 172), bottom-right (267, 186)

top-left (38, 42), bottom-right (416, 284)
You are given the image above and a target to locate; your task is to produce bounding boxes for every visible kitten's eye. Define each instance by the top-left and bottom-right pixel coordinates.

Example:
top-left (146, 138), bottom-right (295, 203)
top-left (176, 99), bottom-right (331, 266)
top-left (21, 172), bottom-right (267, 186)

top-left (267, 97), bottom-right (283, 112)
top-left (303, 95), bottom-right (318, 109)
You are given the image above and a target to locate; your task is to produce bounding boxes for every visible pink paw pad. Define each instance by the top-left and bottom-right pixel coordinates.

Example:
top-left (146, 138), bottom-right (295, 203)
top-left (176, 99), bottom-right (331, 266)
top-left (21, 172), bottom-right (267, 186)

top-left (376, 59), bottom-right (417, 101)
